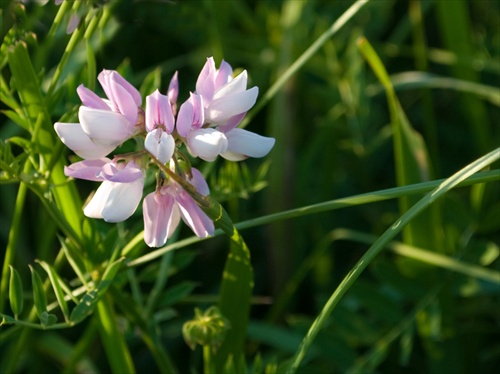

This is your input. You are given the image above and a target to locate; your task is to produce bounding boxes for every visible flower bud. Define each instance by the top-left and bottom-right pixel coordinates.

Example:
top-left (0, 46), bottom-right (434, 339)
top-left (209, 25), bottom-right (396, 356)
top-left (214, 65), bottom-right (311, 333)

top-left (182, 306), bottom-right (231, 352)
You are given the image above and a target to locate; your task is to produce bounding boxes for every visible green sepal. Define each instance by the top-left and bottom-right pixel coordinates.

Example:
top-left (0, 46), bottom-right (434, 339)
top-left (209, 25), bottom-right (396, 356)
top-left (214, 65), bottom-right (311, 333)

top-left (40, 310), bottom-right (58, 327)
top-left (8, 265), bottom-right (24, 317)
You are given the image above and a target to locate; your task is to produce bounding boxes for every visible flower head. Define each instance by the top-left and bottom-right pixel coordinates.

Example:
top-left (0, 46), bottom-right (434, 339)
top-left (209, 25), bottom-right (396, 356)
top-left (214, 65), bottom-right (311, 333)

top-left (65, 159), bottom-right (144, 222)
top-left (55, 60), bottom-right (275, 247)
top-left (55, 70), bottom-right (142, 159)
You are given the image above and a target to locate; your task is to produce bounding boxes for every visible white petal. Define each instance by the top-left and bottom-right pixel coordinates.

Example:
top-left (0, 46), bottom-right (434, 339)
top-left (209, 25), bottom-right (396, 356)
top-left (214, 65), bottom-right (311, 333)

top-left (186, 128), bottom-right (228, 162)
top-left (222, 128), bottom-right (275, 160)
top-left (206, 87), bottom-right (258, 123)
top-left (84, 178), bottom-right (144, 222)
top-left (213, 70), bottom-right (248, 100)
top-left (145, 129), bottom-right (175, 164)
top-left (79, 106), bottom-right (132, 147)
top-left (54, 122), bottom-right (115, 159)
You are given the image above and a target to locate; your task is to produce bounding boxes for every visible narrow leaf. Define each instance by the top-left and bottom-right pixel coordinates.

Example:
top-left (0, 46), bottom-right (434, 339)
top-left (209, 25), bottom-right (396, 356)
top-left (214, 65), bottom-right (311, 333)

top-left (8, 266), bottom-right (24, 316)
top-left (29, 265), bottom-right (47, 321)
top-left (37, 261), bottom-right (70, 322)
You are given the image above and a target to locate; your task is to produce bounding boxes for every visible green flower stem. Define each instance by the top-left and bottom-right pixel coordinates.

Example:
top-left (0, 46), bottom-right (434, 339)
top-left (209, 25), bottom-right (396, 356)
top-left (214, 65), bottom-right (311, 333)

top-left (126, 169), bottom-right (499, 267)
top-left (46, 26), bottom-right (83, 99)
top-left (96, 295), bottom-right (136, 374)
top-left (286, 148), bottom-right (500, 373)
top-left (241, 0), bottom-right (370, 128)
top-left (204, 345), bottom-right (212, 374)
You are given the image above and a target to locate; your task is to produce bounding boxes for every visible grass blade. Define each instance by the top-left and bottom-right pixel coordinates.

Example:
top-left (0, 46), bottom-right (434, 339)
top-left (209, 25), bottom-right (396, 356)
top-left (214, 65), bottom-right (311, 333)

top-left (286, 147), bottom-right (500, 373)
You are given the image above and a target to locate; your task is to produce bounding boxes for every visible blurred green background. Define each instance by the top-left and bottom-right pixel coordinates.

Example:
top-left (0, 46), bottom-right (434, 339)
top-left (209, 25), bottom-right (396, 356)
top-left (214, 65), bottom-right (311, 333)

top-left (1, 0), bottom-right (499, 373)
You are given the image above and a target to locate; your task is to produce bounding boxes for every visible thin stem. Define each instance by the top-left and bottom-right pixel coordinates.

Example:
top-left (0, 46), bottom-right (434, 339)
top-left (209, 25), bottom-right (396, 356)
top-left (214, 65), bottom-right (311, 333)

top-left (204, 345), bottom-right (212, 374)
top-left (126, 169), bottom-right (500, 267)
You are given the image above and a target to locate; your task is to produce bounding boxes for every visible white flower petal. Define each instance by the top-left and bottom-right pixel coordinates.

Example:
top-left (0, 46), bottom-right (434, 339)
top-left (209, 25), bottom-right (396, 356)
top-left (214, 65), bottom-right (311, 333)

top-left (206, 87), bottom-right (258, 124)
top-left (145, 129), bottom-right (175, 164)
top-left (186, 128), bottom-right (228, 162)
top-left (222, 128), bottom-right (275, 160)
top-left (84, 178), bottom-right (144, 222)
top-left (213, 70), bottom-right (248, 100)
top-left (79, 106), bottom-right (131, 147)
top-left (54, 122), bottom-right (115, 159)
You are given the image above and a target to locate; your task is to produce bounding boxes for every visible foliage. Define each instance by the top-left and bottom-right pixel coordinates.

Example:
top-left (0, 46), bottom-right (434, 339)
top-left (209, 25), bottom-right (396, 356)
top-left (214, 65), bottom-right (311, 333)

top-left (1, 0), bottom-right (499, 373)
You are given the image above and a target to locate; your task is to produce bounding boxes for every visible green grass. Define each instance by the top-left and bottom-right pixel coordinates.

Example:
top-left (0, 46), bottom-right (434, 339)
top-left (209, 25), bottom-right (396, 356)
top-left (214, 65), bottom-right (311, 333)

top-left (1, 0), bottom-right (499, 373)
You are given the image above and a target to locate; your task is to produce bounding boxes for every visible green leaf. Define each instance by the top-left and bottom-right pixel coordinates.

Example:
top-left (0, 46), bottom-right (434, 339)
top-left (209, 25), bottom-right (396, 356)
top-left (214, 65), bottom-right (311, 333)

top-left (8, 266), bottom-right (23, 317)
top-left (214, 227), bottom-right (254, 371)
top-left (358, 37), bottom-right (440, 250)
top-left (40, 310), bottom-right (58, 327)
top-left (37, 261), bottom-right (70, 322)
top-left (58, 235), bottom-right (88, 288)
top-left (69, 289), bottom-right (99, 324)
top-left (69, 258), bottom-right (124, 324)
top-left (29, 265), bottom-right (48, 321)
top-left (158, 281), bottom-right (198, 307)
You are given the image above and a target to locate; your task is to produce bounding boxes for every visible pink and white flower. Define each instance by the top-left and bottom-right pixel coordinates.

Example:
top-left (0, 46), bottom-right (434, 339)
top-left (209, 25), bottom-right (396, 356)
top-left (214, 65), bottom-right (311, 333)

top-left (65, 158), bottom-right (144, 222)
top-left (144, 90), bottom-right (175, 164)
top-left (54, 70), bottom-right (142, 160)
top-left (176, 58), bottom-right (275, 161)
top-left (143, 168), bottom-right (214, 247)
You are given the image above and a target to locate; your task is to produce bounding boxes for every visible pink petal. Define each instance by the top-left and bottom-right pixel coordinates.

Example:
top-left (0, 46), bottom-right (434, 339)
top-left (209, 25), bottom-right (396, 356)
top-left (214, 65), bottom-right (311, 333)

top-left (168, 71), bottom-right (179, 106)
top-left (215, 60), bottom-right (233, 88)
top-left (77, 85), bottom-right (110, 111)
top-left (176, 93), bottom-right (204, 137)
top-left (221, 128), bottom-right (275, 160)
top-left (145, 90), bottom-right (174, 133)
top-left (99, 161), bottom-right (143, 183)
top-left (64, 158), bottom-right (111, 181)
top-left (216, 112), bottom-right (246, 133)
top-left (143, 191), bottom-right (180, 247)
top-left (54, 122), bottom-right (115, 159)
top-left (98, 70), bottom-right (142, 107)
top-left (195, 57), bottom-right (216, 101)
top-left (176, 190), bottom-right (214, 238)
top-left (189, 168), bottom-right (210, 196)
top-left (66, 13), bottom-right (80, 34)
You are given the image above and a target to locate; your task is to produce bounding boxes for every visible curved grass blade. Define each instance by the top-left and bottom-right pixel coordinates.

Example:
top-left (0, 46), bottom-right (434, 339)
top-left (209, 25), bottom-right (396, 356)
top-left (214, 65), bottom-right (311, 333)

top-left (126, 169), bottom-right (499, 267)
top-left (286, 147), bottom-right (500, 373)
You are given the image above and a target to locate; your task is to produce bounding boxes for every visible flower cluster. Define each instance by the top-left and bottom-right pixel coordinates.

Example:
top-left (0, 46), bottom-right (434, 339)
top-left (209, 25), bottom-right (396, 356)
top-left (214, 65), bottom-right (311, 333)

top-left (54, 57), bottom-right (275, 247)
